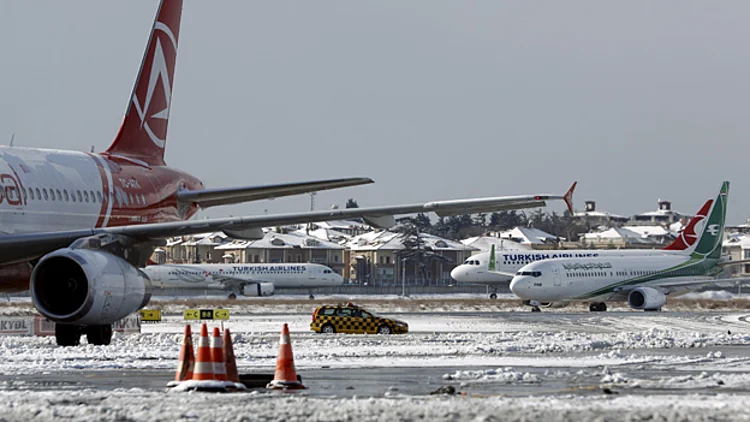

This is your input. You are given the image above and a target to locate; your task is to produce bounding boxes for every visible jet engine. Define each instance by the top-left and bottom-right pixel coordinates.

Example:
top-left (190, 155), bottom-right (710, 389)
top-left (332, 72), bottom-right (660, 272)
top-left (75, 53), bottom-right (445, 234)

top-left (628, 287), bottom-right (666, 311)
top-left (30, 248), bottom-right (152, 326)
top-left (242, 282), bottom-right (275, 297)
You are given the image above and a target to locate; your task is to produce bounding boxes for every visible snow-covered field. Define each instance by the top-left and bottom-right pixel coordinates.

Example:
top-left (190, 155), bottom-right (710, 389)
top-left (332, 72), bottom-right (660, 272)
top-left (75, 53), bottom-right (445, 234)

top-left (2, 300), bottom-right (750, 421)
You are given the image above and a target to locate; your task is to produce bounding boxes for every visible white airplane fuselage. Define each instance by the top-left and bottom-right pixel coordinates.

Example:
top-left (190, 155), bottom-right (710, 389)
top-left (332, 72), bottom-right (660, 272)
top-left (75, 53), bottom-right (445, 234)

top-left (450, 249), bottom-right (679, 285)
top-left (509, 255), bottom-right (713, 302)
top-left (143, 263), bottom-right (344, 291)
top-left (0, 147), bottom-right (202, 291)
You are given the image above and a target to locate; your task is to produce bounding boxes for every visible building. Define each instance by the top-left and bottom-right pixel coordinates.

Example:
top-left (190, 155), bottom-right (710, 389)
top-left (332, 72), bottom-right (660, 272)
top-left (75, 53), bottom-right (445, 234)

top-left (631, 200), bottom-right (687, 226)
top-left (214, 231), bottom-right (346, 273)
top-left (460, 235), bottom-right (530, 253)
top-left (581, 227), bottom-right (661, 248)
top-left (346, 231), bottom-right (478, 285)
top-left (573, 201), bottom-right (629, 227)
top-left (494, 227), bottom-right (558, 246)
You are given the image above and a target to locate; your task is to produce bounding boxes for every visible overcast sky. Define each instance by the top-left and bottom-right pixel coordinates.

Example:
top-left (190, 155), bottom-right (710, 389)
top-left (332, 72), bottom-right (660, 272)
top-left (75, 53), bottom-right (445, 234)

top-left (1, 1), bottom-right (748, 224)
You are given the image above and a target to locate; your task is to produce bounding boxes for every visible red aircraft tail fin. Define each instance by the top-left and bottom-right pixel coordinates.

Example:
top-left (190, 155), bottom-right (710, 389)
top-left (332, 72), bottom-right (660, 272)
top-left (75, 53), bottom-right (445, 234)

top-left (105, 0), bottom-right (183, 166)
top-left (663, 199), bottom-right (712, 252)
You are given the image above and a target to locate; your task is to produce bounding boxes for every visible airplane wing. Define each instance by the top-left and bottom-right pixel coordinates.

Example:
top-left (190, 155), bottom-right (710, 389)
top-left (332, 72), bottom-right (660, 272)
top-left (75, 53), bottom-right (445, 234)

top-left (204, 273), bottom-right (261, 290)
top-left (0, 183), bottom-right (576, 266)
top-left (177, 177), bottom-right (373, 208)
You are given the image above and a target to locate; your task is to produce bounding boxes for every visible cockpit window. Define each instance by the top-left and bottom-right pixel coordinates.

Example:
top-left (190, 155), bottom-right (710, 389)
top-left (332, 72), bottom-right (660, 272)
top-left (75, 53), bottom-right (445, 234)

top-left (514, 271), bottom-right (542, 277)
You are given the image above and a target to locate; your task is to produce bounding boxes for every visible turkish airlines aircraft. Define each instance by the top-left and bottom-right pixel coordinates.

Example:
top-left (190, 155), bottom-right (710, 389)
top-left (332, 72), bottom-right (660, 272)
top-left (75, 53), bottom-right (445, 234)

top-left (143, 263), bottom-right (343, 299)
top-left (451, 199), bottom-right (712, 298)
top-left (2, 0), bottom-right (575, 347)
top-left (510, 182), bottom-right (747, 312)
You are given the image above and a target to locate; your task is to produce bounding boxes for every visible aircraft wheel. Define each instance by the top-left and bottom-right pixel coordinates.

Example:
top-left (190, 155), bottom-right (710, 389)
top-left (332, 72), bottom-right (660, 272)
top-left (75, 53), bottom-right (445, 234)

top-left (321, 324), bottom-right (336, 334)
top-left (531, 306), bottom-right (541, 313)
top-left (589, 302), bottom-right (607, 312)
top-left (489, 293), bottom-right (497, 299)
top-left (309, 294), bottom-right (315, 300)
top-left (228, 293), bottom-right (237, 300)
top-left (55, 324), bottom-right (81, 347)
top-left (86, 324), bottom-right (113, 346)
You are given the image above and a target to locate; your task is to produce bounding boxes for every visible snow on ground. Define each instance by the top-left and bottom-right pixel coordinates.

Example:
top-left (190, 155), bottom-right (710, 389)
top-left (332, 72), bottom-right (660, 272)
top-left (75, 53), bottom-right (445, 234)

top-left (1, 313), bottom-right (750, 375)
top-left (0, 390), bottom-right (748, 422)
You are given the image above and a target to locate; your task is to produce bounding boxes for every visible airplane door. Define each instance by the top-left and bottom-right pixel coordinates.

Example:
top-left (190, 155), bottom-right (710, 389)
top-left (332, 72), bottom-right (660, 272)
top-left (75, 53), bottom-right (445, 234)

top-left (552, 266), bottom-right (561, 286)
top-left (309, 267), bottom-right (317, 280)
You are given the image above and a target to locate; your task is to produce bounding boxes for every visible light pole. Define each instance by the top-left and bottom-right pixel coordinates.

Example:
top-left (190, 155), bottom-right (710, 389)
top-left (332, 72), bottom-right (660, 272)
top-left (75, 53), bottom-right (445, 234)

top-left (401, 257), bottom-right (407, 297)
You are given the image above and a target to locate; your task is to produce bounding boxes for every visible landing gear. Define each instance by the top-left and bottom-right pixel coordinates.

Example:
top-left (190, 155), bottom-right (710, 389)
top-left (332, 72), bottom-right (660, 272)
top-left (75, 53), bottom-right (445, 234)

top-left (309, 294), bottom-right (315, 300)
top-left (531, 306), bottom-right (541, 312)
top-left (228, 293), bottom-right (237, 300)
top-left (55, 324), bottom-right (81, 347)
top-left (589, 302), bottom-right (607, 312)
top-left (85, 324), bottom-right (113, 346)
top-left (489, 293), bottom-right (498, 299)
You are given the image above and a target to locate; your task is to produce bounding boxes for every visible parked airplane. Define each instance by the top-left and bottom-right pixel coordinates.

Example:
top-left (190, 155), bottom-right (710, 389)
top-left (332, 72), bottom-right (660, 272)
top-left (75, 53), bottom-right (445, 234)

top-left (2, 0), bottom-right (575, 347)
top-left (451, 199), bottom-right (712, 298)
top-left (143, 263), bottom-right (343, 299)
top-left (510, 182), bottom-right (745, 312)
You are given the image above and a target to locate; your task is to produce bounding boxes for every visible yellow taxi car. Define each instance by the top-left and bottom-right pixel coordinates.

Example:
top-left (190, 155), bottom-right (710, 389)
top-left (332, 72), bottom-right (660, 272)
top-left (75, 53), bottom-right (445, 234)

top-left (310, 303), bottom-right (408, 335)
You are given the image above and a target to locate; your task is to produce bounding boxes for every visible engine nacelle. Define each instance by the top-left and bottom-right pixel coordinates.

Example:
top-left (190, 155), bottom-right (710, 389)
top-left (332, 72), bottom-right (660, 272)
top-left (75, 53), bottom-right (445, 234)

top-left (30, 248), bottom-right (152, 326)
top-left (628, 287), bottom-right (666, 310)
top-left (242, 282), bottom-right (275, 297)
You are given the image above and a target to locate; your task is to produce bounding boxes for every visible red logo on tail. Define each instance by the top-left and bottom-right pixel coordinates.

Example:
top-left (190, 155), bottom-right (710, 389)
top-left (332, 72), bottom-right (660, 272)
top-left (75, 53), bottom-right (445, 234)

top-left (663, 199), bottom-right (712, 250)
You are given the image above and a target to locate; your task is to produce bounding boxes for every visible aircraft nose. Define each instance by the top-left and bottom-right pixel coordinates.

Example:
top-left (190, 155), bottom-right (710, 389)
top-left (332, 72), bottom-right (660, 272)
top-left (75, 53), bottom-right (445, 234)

top-left (332, 273), bottom-right (344, 286)
top-left (450, 265), bottom-right (467, 282)
top-left (509, 277), bottom-right (528, 297)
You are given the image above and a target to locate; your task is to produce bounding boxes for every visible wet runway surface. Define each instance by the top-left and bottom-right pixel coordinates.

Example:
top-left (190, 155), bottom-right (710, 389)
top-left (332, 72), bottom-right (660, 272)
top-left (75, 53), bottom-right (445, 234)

top-left (3, 345), bottom-right (750, 399)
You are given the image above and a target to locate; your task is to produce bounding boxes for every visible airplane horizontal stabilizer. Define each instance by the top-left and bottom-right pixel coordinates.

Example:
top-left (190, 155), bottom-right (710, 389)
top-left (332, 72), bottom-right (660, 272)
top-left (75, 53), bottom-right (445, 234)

top-left (177, 177), bottom-right (373, 208)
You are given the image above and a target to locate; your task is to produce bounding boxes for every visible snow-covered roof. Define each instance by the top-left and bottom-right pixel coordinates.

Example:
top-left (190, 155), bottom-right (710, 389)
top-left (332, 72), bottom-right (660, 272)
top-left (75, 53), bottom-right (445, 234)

top-left (291, 227), bottom-right (352, 244)
top-left (581, 227), bottom-right (657, 244)
top-left (723, 233), bottom-right (750, 248)
top-left (621, 225), bottom-right (677, 238)
top-left (460, 235), bottom-right (530, 252)
top-left (496, 227), bottom-right (558, 245)
top-left (573, 210), bottom-right (628, 220)
top-left (215, 231), bottom-right (343, 250)
top-left (182, 232), bottom-right (229, 246)
top-left (346, 231), bottom-right (475, 252)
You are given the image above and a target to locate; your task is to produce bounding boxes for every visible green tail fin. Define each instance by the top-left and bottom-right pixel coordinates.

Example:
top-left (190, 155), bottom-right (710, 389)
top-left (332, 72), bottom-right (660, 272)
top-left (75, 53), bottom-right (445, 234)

top-left (693, 181), bottom-right (729, 260)
top-left (488, 244), bottom-right (496, 272)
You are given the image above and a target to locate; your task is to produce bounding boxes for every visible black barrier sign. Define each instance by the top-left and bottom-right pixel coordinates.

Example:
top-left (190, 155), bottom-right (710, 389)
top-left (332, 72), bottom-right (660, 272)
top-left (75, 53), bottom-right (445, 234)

top-left (184, 309), bottom-right (230, 320)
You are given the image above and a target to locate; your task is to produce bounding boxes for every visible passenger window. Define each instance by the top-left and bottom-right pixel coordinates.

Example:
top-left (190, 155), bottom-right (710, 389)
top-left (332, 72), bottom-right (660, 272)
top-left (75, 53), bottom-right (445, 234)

top-left (336, 308), bottom-right (353, 317)
top-left (35, 188), bottom-right (41, 199)
top-left (321, 308), bottom-right (336, 316)
top-left (42, 189), bottom-right (48, 201)
top-left (63, 190), bottom-right (69, 201)
top-left (77, 190), bottom-right (83, 202)
top-left (56, 189), bottom-right (62, 201)
top-left (97, 191), bottom-right (103, 203)
top-left (361, 311), bottom-right (372, 319)
top-left (21, 187), bottom-right (27, 201)
top-left (29, 188), bottom-right (34, 200)
top-left (84, 191), bottom-right (89, 202)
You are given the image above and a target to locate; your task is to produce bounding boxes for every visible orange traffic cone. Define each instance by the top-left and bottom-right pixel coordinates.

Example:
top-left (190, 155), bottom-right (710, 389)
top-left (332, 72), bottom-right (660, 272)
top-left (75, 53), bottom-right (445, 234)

top-left (192, 323), bottom-right (215, 381)
top-left (168, 324), bottom-right (195, 386)
top-left (223, 328), bottom-right (240, 383)
top-left (211, 327), bottom-right (227, 381)
top-left (267, 323), bottom-right (305, 389)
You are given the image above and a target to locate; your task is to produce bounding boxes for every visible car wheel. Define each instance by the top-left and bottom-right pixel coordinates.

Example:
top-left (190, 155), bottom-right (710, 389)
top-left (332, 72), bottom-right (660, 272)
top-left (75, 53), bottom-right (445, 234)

top-left (377, 325), bottom-right (392, 335)
top-left (321, 324), bottom-right (335, 334)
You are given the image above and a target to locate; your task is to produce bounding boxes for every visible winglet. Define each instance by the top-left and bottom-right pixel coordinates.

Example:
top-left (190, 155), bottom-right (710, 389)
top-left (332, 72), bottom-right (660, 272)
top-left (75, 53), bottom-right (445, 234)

top-left (488, 244), bottom-right (496, 272)
top-left (563, 182), bottom-right (577, 214)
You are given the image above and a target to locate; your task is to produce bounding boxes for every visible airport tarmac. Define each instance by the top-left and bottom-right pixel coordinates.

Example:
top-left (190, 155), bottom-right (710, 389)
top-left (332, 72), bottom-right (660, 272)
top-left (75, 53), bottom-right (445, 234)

top-left (0, 309), bottom-right (749, 421)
